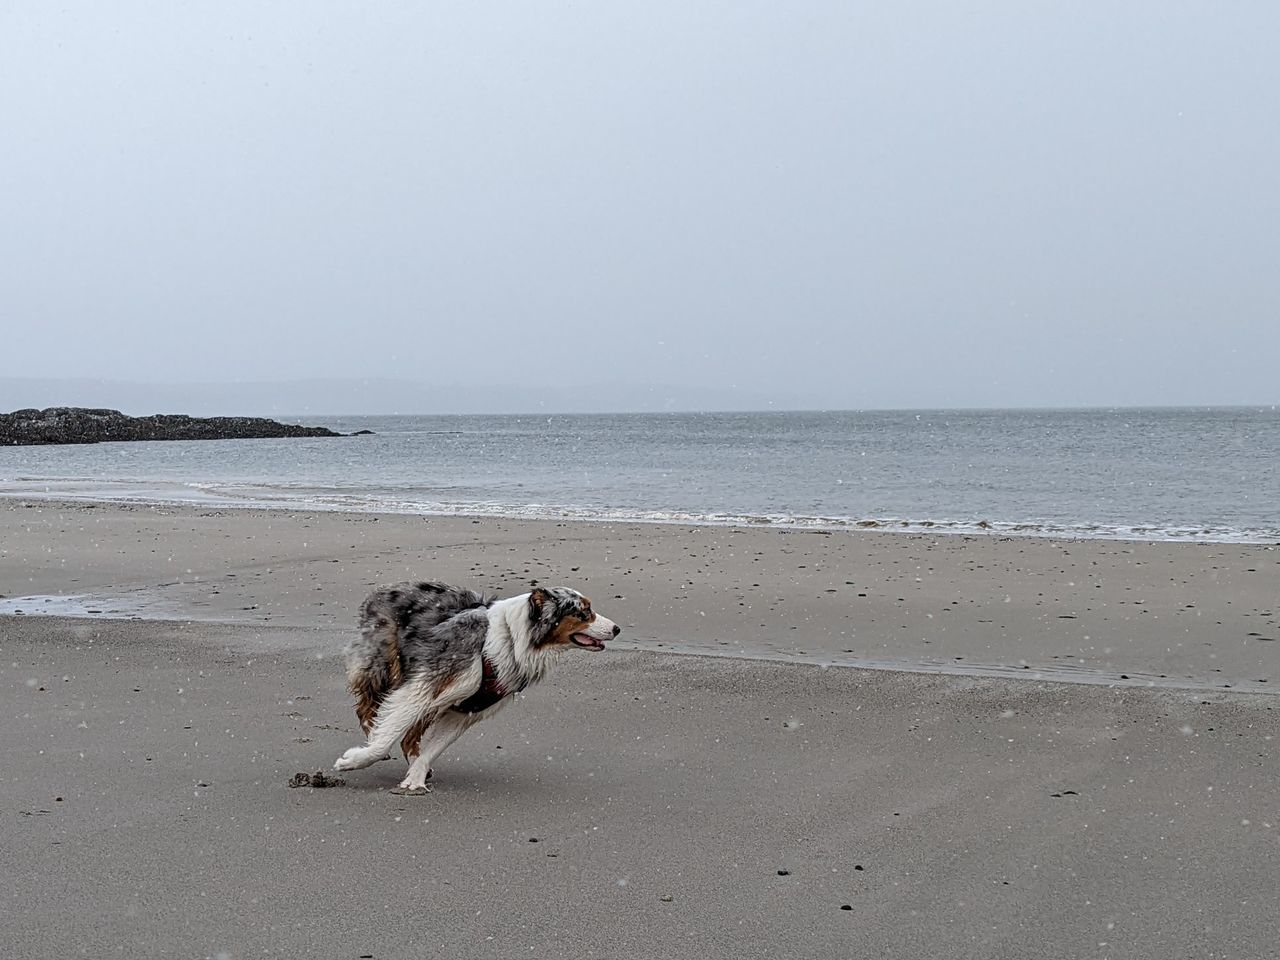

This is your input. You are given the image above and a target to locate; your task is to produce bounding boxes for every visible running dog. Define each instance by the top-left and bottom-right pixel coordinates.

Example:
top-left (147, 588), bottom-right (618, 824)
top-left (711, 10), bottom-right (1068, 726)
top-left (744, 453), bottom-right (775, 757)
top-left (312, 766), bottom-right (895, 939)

top-left (334, 581), bottom-right (619, 793)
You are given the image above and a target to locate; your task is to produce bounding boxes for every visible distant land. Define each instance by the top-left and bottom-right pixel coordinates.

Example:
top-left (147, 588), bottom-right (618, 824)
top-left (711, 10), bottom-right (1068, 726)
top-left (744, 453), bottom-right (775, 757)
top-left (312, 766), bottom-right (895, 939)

top-left (0, 377), bottom-right (821, 417)
top-left (0, 378), bottom-right (1273, 418)
top-left (0, 407), bottom-right (346, 446)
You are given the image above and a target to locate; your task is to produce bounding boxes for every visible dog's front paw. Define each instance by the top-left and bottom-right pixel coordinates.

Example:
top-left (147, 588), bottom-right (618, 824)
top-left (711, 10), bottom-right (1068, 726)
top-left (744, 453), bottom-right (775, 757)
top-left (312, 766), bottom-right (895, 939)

top-left (333, 746), bottom-right (382, 771)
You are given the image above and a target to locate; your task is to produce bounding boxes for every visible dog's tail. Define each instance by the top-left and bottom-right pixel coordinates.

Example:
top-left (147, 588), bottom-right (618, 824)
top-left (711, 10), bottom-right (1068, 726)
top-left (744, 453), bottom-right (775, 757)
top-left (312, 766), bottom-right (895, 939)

top-left (343, 581), bottom-right (493, 734)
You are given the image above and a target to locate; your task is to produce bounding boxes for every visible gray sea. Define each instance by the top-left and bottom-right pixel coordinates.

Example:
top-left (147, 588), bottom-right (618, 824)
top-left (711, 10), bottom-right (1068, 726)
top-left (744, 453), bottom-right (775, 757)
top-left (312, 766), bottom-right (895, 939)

top-left (1, 407), bottom-right (1277, 543)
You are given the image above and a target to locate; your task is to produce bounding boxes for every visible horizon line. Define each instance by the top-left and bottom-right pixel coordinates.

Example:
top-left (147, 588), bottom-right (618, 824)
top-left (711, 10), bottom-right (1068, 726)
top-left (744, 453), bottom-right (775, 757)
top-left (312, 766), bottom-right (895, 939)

top-left (150, 402), bottom-right (1280, 418)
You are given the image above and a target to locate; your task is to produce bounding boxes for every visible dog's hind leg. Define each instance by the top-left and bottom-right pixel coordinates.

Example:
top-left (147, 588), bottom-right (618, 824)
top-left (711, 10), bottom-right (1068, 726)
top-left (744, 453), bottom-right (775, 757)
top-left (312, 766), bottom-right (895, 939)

top-left (392, 711), bottom-right (476, 795)
top-left (394, 714), bottom-right (434, 789)
top-left (400, 716), bottom-right (430, 765)
top-left (333, 662), bottom-right (482, 772)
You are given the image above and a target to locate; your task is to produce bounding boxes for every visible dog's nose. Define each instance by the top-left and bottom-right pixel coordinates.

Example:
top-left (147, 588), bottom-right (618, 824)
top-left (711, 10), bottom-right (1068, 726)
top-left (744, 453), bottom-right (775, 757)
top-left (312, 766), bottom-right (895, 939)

top-left (612, 624), bottom-right (621, 637)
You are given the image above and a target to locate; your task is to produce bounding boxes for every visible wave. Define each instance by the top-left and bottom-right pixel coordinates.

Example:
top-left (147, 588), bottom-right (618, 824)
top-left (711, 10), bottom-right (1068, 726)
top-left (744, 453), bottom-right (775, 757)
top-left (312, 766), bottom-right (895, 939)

top-left (1, 477), bottom-right (1276, 545)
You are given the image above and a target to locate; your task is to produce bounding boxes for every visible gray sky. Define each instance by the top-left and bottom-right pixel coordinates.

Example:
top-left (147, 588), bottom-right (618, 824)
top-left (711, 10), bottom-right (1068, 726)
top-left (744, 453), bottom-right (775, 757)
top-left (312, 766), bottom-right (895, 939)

top-left (3, 2), bottom-right (1278, 413)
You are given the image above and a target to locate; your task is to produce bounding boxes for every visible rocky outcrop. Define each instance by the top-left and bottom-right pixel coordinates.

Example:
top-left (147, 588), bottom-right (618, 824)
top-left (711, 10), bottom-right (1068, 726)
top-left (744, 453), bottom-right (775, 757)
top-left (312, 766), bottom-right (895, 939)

top-left (0, 407), bottom-right (345, 446)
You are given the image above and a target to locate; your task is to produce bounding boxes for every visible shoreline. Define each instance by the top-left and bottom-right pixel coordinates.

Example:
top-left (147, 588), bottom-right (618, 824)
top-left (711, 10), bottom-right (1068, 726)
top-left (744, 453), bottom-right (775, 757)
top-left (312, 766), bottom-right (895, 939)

top-left (1, 486), bottom-right (1277, 546)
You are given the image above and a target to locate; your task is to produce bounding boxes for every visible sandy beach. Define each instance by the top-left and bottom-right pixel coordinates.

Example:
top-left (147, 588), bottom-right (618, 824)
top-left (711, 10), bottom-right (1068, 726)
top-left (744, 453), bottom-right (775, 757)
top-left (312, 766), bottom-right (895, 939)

top-left (2, 499), bottom-right (1278, 958)
top-left (2, 499), bottom-right (1276, 689)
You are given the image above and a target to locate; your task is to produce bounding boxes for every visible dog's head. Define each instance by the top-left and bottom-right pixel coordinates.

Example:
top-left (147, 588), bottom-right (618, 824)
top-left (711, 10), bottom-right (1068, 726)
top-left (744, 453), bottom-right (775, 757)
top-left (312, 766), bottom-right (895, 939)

top-left (527, 587), bottom-right (619, 652)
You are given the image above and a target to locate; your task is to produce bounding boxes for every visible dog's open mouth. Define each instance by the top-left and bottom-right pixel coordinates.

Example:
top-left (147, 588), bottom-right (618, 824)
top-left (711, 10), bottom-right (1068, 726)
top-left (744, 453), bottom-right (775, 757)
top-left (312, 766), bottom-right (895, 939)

top-left (570, 633), bottom-right (607, 651)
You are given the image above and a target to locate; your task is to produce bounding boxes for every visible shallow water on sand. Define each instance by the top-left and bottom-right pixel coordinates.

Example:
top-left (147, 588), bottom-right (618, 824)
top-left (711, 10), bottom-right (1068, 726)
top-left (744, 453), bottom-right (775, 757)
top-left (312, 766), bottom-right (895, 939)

top-left (3, 588), bottom-right (1273, 696)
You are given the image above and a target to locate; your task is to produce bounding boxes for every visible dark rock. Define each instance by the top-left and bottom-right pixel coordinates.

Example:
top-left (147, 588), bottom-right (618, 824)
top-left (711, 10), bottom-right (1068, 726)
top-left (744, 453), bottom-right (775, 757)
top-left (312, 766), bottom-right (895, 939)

top-left (0, 407), bottom-right (344, 446)
top-left (350, 429), bottom-right (377, 436)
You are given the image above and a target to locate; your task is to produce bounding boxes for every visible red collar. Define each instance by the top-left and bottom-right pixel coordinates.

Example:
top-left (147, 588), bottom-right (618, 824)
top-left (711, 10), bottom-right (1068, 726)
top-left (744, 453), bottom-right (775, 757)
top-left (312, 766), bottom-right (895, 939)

top-left (454, 656), bottom-right (517, 714)
top-left (481, 655), bottom-right (506, 697)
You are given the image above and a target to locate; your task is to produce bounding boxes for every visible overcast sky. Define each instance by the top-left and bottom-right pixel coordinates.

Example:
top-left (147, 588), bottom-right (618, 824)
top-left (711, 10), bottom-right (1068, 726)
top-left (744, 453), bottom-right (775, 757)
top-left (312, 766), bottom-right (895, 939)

top-left (2, 2), bottom-right (1278, 413)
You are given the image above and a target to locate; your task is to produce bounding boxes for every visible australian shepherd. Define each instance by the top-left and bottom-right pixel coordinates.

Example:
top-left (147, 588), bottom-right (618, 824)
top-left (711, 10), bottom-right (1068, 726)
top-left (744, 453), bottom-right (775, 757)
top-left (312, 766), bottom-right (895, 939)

top-left (333, 581), bottom-right (619, 793)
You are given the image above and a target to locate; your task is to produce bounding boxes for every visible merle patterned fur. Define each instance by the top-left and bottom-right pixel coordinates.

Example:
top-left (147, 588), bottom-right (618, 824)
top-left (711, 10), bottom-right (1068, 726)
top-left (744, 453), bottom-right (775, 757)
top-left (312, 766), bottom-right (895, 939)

top-left (344, 580), bottom-right (496, 726)
top-left (338, 581), bottom-right (618, 793)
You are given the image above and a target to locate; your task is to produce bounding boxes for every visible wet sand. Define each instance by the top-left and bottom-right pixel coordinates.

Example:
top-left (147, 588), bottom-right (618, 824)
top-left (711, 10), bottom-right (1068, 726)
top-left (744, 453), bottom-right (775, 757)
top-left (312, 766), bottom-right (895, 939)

top-left (1, 499), bottom-right (1276, 689)
top-left (1, 499), bottom-right (1278, 958)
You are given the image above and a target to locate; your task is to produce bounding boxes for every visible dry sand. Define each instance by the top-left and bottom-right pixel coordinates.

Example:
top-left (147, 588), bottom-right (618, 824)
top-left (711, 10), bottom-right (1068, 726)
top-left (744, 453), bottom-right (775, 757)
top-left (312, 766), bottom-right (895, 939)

top-left (1, 499), bottom-right (1278, 958)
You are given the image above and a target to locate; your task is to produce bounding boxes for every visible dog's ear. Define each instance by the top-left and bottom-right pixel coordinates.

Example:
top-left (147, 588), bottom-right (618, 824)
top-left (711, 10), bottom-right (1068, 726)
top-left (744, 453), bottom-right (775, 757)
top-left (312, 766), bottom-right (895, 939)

top-left (529, 587), bottom-right (550, 616)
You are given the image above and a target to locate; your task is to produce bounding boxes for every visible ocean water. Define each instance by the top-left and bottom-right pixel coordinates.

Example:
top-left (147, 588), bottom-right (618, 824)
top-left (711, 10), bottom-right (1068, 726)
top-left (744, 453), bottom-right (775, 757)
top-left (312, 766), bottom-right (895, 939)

top-left (1, 407), bottom-right (1277, 543)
